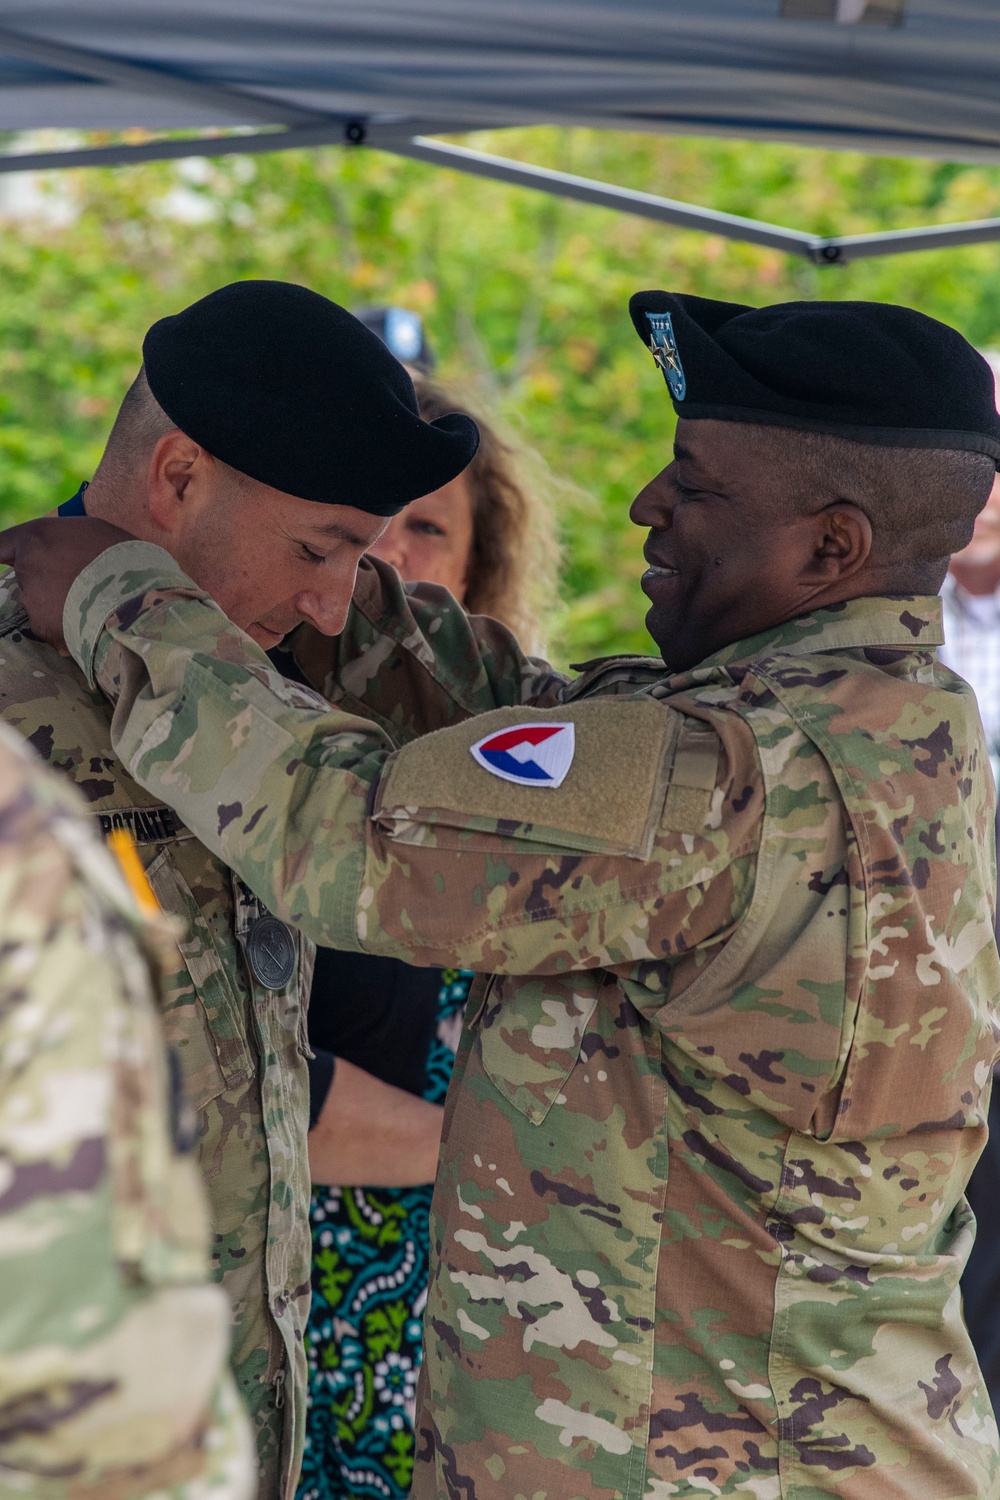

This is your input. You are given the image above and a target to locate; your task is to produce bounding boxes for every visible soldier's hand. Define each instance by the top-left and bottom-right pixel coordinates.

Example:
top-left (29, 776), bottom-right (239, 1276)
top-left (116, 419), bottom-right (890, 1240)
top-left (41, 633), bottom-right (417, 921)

top-left (0, 517), bottom-right (135, 654)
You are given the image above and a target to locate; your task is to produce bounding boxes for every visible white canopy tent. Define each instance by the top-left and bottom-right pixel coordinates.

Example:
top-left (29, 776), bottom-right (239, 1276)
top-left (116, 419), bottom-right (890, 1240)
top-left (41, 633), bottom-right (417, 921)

top-left (0, 2), bottom-right (999, 263)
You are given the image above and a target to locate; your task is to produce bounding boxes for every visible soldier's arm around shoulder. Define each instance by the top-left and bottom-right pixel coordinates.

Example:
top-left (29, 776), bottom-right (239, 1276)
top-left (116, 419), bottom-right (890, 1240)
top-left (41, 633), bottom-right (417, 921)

top-left (58, 547), bottom-right (761, 968)
top-left (287, 553), bottom-right (570, 741)
top-left (356, 695), bottom-right (764, 975)
top-left (0, 724), bottom-right (254, 1499)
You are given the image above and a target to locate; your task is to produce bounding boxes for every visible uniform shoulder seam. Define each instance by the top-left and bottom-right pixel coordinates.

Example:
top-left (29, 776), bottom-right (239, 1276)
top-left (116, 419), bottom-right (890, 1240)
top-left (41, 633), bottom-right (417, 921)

top-left (0, 595), bottom-right (29, 637)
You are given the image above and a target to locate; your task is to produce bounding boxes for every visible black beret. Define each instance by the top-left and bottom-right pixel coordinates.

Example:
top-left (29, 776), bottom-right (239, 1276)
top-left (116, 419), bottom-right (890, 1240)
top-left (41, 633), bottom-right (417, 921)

top-left (629, 291), bottom-right (1000, 467)
top-left (143, 280), bottom-right (479, 515)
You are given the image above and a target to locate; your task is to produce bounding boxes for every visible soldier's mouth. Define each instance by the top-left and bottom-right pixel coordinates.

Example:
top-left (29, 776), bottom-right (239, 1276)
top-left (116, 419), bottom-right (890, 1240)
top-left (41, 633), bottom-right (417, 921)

top-left (249, 623), bottom-right (287, 647)
top-left (642, 564), bottom-right (680, 588)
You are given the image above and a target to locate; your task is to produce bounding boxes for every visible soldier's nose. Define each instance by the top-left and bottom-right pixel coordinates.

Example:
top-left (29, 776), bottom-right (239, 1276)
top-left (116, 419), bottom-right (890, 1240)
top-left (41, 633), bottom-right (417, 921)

top-left (297, 587), bottom-right (352, 638)
top-left (631, 483), bottom-right (675, 531)
top-left (630, 463), bottom-right (677, 527)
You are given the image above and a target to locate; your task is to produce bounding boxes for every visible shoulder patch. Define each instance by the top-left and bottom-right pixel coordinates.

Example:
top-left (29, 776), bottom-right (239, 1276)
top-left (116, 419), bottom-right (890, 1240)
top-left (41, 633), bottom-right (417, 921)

top-left (470, 722), bottom-right (575, 788)
top-left (375, 700), bottom-right (679, 860)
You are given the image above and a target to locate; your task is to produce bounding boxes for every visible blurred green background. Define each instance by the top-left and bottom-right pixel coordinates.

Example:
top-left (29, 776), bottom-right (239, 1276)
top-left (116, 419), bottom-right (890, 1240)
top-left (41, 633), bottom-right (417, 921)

top-left (3, 127), bottom-right (1000, 661)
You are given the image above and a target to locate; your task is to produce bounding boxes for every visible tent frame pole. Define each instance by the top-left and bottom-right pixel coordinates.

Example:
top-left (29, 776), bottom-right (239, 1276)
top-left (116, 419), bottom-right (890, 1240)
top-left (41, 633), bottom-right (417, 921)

top-left (0, 23), bottom-right (996, 265)
top-left (2, 123), bottom-right (997, 266)
top-left (385, 136), bottom-right (1000, 264)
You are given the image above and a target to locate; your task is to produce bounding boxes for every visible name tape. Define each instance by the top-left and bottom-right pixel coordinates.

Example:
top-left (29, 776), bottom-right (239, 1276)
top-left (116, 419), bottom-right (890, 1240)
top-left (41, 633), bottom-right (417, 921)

top-left (97, 805), bottom-right (186, 845)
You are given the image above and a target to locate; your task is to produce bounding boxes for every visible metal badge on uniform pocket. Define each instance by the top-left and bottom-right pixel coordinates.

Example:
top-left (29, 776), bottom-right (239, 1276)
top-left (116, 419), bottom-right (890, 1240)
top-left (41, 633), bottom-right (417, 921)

top-left (245, 914), bottom-right (297, 990)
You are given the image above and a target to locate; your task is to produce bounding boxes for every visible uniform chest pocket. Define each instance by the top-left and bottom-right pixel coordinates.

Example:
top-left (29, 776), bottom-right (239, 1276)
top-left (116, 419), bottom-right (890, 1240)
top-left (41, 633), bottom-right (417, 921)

top-left (476, 971), bottom-right (604, 1124)
top-left (143, 847), bottom-right (255, 1111)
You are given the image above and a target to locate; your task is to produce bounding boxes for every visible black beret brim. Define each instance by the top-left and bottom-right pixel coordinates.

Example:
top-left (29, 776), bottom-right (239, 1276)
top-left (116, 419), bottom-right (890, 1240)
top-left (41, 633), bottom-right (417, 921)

top-left (630, 289), bottom-right (1000, 468)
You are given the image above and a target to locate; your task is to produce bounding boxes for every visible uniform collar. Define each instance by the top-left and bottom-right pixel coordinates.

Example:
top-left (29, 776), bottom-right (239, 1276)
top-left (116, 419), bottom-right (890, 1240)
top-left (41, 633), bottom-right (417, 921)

top-left (696, 595), bottom-right (943, 673)
top-left (57, 480), bottom-right (89, 517)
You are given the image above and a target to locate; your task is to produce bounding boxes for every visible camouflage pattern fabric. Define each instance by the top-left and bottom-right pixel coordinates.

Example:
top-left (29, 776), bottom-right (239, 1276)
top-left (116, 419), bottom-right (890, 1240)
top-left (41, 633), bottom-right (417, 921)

top-left (0, 717), bottom-right (255, 1499)
top-left (0, 578), bottom-right (315, 1499)
top-left (63, 543), bottom-right (1000, 1498)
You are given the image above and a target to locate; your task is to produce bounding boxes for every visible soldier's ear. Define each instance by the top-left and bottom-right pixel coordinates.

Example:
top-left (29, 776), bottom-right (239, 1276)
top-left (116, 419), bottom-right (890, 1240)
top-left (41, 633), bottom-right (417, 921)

top-left (145, 430), bottom-right (208, 534)
top-left (803, 502), bottom-right (872, 581)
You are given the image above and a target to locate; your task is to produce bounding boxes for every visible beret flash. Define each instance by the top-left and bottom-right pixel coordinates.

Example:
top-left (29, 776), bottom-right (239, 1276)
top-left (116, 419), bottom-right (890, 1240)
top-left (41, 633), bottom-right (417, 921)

top-left (629, 291), bottom-right (1000, 467)
top-left (143, 280), bottom-right (480, 515)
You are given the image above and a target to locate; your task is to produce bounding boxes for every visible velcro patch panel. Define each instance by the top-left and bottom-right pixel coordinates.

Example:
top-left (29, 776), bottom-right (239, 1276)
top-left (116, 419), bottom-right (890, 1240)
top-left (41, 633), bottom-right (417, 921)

top-left (375, 699), bottom-right (680, 860)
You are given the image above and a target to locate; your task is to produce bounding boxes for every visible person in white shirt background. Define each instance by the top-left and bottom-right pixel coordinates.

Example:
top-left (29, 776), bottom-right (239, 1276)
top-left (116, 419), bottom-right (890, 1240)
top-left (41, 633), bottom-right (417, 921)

top-left (941, 396), bottom-right (1000, 781)
top-left (941, 351), bottom-right (1000, 1417)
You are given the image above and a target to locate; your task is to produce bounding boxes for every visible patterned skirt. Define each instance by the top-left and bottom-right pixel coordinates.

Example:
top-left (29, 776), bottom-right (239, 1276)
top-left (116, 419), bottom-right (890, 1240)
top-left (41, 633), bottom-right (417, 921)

top-left (297, 970), bottom-right (470, 1500)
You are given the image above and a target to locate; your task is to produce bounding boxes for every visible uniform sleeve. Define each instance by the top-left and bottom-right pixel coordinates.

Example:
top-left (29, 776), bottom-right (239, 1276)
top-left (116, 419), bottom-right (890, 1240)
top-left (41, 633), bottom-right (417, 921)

top-left (286, 553), bottom-right (570, 742)
top-left (0, 727), bottom-right (254, 1499)
top-left (65, 544), bottom-right (761, 984)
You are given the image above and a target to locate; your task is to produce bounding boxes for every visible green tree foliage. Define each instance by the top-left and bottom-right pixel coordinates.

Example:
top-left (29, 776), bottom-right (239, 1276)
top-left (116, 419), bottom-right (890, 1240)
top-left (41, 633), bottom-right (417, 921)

top-left (2, 127), bottom-right (1000, 659)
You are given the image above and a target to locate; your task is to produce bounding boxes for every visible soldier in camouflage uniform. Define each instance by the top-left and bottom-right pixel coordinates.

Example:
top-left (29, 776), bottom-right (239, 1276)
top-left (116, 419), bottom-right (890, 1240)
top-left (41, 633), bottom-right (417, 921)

top-left (0, 280), bottom-right (478, 1498)
top-left (6, 293), bottom-right (1000, 1497)
top-left (0, 718), bottom-right (254, 1498)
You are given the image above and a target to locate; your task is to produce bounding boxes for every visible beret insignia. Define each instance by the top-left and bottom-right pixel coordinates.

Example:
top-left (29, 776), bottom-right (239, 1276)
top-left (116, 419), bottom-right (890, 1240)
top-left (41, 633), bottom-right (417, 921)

top-left (646, 311), bottom-right (687, 401)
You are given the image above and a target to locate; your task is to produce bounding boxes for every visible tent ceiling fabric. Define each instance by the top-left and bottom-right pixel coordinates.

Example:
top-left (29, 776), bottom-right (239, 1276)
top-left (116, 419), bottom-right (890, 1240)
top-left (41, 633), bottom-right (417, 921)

top-left (0, 2), bottom-right (999, 262)
top-left (0, 1), bottom-right (999, 159)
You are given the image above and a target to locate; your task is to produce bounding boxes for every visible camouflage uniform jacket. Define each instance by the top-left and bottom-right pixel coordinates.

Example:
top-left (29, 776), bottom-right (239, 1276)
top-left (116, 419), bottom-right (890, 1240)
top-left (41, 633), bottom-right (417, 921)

top-left (64, 545), bottom-right (1000, 1499)
top-left (0, 578), bottom-right (314, 1500)
top-left (0, 717), bottom-right (254, 1498)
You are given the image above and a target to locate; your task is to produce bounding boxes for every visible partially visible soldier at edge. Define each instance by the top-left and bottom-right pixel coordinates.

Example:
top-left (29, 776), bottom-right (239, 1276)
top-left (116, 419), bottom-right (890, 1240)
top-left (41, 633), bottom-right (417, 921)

top-left (5, 294), bottom-right (1000, 1498)
top-left (0, 719), bottom-right (254, 1498)
top-left (0, 279), bottom-right (479, 1498)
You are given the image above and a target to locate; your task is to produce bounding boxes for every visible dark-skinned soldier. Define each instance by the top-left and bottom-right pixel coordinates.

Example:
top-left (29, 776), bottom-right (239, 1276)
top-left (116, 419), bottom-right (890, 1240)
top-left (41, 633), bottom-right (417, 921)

top-left (4, 294), bottom-right (1000, 1499)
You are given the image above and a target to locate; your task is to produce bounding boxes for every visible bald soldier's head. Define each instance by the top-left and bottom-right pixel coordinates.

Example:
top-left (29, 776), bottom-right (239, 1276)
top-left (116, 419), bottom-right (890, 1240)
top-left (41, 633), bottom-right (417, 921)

top-left (83, 281), bottom-right (478, 649)
top-left (627, 293), bottom-right (1000, 672)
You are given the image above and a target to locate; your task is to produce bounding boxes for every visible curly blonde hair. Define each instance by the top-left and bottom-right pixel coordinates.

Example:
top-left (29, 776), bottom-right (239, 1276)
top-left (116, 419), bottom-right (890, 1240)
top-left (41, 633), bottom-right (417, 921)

top-left (414, 378), bottom-right (560, 651)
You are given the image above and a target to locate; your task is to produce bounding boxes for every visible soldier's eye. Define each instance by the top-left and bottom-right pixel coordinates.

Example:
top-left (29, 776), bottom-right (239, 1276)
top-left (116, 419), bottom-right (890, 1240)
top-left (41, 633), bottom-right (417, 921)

top-left (298, 544), bottom-right (326, 565)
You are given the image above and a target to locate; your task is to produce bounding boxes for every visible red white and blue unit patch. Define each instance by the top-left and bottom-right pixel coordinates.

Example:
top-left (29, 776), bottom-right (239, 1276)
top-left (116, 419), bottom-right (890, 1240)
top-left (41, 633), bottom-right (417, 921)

top-left (470, 722), bottom-right (576, 788)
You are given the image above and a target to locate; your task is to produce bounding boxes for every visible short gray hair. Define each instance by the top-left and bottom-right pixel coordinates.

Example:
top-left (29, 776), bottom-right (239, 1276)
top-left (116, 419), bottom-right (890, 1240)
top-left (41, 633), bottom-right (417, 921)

top-left (91, 368), bottom-right (177, 501)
